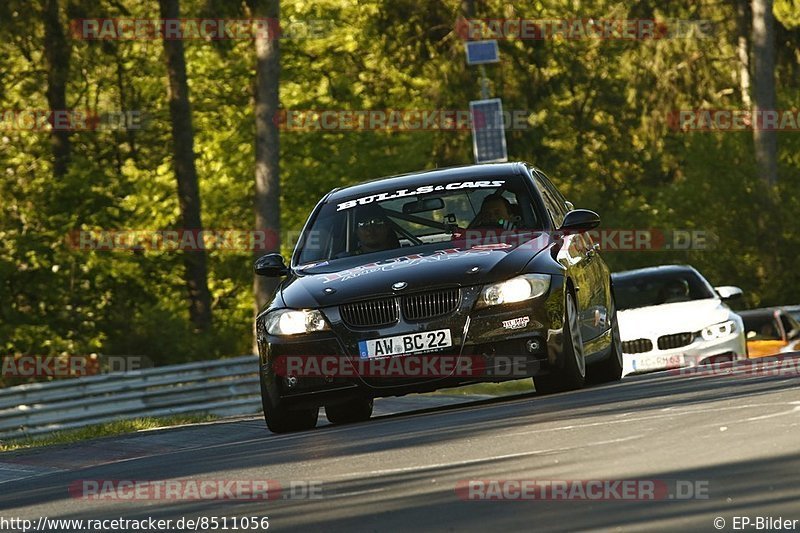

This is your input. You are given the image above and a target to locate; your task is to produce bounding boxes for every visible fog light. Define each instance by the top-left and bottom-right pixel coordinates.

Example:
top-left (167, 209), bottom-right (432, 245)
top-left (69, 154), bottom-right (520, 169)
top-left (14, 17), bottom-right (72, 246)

top-left (526, 339), bottom-right (542, 352)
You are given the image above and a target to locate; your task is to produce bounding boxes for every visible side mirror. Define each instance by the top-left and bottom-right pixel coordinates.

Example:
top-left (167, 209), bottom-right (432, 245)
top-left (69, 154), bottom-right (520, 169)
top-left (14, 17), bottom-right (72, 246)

top-left (560, 209), bottom-right (601, 233)
top-left (255, 253), bottom-right (289, 277)
top-left (715, 286), bottom-right (743, 300)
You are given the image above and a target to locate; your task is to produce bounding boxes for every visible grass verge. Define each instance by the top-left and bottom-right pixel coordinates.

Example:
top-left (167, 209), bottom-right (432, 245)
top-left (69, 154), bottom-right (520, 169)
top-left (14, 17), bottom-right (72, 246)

top-left (0, 414), bottom-right (217, 452)
top-left (427, 379), bottom-right (534, 396)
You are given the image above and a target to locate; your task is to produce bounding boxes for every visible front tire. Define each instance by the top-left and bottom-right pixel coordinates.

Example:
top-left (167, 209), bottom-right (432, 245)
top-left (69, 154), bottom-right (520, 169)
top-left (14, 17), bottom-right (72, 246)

top-left (587, 292), bottom-right (624, 384)
top-left (325, 397), bottom-right (373, 425)
top-left (260, 373), bottom-right (319, 433)
top-left (533, 289), bottom-right (586, 394)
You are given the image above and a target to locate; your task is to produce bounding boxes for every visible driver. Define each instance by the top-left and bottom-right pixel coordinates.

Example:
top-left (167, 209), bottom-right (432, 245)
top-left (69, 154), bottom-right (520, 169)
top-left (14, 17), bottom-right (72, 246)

top-left (469, 194), bottom-right (516, 230)
top-left (354, 204), bottom-right (400, 254)
top-left (660, 278), bottom-right (690, 304)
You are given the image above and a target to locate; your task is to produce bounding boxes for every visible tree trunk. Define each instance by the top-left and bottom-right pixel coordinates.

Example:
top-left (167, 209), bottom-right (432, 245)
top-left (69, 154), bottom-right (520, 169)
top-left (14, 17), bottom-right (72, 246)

top-left (751, 0), bottom-right (778, 186)
top-left (158, 0), bottom-right (212, 332)
top-left (737, 0), bottom-right (752, 108)
top-left (249, 0), bottom-right (282, 314)
top-left (461, 0), bottom-right (475, 17)
top-left (42, 0), bottom-right (70, 179)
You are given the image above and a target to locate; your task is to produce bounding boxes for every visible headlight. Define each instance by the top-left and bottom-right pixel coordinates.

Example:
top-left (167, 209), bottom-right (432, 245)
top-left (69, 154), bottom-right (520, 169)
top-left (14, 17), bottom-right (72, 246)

top-left (700, 320), bottom-right (736, 341)
top-left (477, 274), bottom-right (551, 308)
top-left (265, 309), bottom-right (330, 336)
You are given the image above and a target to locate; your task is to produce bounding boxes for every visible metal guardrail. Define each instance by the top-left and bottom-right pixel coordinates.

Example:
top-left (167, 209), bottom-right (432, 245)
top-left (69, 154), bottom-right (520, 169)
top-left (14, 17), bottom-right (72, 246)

top-left (0, 355), bottom-right (261, 439)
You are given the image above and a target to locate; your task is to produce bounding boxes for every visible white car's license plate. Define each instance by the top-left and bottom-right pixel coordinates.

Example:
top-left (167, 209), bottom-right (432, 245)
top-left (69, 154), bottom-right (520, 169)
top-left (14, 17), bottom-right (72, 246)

top-left (358, 329), bottom-right (452, 359)
top-left (632, 353), bottom-right (684, 371)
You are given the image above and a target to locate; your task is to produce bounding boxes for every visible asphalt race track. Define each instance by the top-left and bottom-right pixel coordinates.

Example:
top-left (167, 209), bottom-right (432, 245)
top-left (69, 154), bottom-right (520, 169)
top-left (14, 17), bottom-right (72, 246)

top-left (2, 355), bottom-right (799, 532)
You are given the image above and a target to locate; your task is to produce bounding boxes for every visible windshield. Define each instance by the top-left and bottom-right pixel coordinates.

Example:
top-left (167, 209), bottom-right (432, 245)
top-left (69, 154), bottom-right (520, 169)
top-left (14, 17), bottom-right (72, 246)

top-left (295, 176), bottom-right (544, 265)
top-left (613, 269), bottom-right (716, 310)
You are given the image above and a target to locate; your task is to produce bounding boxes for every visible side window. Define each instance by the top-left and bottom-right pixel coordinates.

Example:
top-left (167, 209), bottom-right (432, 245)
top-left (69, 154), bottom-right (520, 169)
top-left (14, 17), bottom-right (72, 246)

top-left (535, 170), bottom-right (571, 219)
top-left (533, 174), bottom-right (564, 227)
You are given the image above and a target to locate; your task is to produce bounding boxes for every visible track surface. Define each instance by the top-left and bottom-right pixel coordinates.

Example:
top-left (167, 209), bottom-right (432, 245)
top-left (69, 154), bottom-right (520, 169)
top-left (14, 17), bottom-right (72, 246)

top-left (2, 357), bottom-right (799, 532)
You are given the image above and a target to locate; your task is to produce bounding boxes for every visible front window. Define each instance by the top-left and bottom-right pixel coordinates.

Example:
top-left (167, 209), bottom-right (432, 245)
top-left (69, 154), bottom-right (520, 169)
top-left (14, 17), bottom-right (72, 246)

top-left (295, 176), bottom-right (544, 266)
top-left (614, 269), bottom-right (716, 310)
top-left (744, 315), bottom-right (783, 341)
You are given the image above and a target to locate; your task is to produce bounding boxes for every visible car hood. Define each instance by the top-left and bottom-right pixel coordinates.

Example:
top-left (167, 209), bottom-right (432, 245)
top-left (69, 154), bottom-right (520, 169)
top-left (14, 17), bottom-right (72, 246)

top-left (280, 242), bottom-right (552, 309)
top-left (617, 299), bottom-right (730, 340)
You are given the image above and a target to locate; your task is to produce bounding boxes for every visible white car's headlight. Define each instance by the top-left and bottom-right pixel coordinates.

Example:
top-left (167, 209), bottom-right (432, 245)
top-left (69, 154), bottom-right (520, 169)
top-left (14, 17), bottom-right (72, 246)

top-left (700, 320), bottom-right (736, 341)
top-left (265, 309), bottom-right (330, 336)
top-left (477, 274), bottom-right (551, 308)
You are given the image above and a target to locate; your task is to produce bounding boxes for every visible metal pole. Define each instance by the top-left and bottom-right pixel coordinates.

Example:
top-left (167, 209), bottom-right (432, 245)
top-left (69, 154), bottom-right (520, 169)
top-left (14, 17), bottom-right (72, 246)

top-left (479, 65), bottom-right (490, 99)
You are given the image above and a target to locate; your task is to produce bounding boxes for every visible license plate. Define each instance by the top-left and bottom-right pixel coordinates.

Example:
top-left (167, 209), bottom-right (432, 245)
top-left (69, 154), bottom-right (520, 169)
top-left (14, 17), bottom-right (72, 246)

top-left (632, 354), bottom-right (684, 371)
top-left (358, 329), bottom-right (452, 359)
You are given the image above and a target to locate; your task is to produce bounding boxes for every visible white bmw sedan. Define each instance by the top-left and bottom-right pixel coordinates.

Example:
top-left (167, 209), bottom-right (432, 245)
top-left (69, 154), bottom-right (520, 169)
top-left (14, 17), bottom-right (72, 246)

top-left (612, 265), bottom-right (747, 376)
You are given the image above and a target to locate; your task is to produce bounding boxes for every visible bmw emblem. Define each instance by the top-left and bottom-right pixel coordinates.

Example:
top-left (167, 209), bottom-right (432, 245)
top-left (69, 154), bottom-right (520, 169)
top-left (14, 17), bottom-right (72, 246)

top-left (392, 281), bottom-right (408, 291)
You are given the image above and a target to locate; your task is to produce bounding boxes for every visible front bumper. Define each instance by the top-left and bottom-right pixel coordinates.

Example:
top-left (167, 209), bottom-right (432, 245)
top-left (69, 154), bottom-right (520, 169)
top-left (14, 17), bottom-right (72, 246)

top-left (622, 333), bottom-right (747, 376)
top-left (257, 277), bottom-right (566, 408)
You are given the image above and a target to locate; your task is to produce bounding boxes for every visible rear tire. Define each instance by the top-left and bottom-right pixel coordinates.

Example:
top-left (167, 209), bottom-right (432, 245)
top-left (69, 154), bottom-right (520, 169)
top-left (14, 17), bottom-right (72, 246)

top-left (260, 373), bottom-right (319, 433)
top-left (325, 397), bottom-right (373, 425)
top-left (587, 292), bottom-right (624, 384)
top-left (534, 289), bottom-right (586, 395)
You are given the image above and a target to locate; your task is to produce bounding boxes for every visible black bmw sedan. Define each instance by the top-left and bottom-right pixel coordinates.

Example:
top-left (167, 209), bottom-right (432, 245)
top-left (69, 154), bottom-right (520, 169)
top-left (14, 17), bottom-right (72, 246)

top-left (255, 162), bottom-right (623, 433)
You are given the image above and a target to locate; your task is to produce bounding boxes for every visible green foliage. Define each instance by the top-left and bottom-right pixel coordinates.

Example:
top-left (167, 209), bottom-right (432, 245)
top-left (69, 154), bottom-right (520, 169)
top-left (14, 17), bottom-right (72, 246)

top-left (0, 0), bottom-right (798, 370)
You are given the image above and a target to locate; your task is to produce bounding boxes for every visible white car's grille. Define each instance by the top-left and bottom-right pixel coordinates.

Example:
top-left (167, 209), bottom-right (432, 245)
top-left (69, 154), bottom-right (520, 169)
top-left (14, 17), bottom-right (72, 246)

top-left (657, 332), bottom-right (694, 350)
top-left (622, 338), bottom-right (653, 354)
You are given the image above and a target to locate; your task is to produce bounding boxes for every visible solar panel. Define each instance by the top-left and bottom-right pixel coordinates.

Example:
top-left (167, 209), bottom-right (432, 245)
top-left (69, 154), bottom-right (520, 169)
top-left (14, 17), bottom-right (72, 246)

top-left (470, 99), bottom-right (508, 163)
top-left (464, 40), bottom-right (500, 65)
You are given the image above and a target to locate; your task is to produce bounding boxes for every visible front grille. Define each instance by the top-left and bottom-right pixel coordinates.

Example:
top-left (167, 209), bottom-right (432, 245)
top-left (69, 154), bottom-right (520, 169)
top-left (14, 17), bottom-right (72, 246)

top-left (402, 288), bottom-right (460, 321)
top-left (657, 332), bottom-right (694, 350)
top-left (622, 338), bottom-right (653, 354)
top-left (340, 298), bottom-right (398, 328)
top-left (339, 288), bottom-right (462, 328)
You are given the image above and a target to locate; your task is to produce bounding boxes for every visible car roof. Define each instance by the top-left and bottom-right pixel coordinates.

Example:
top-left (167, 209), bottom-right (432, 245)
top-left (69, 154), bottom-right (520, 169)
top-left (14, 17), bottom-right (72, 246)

top-left (611, 264), bottom-right (699, 280)
top-left (325, 162), bottom-right (529, 203)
